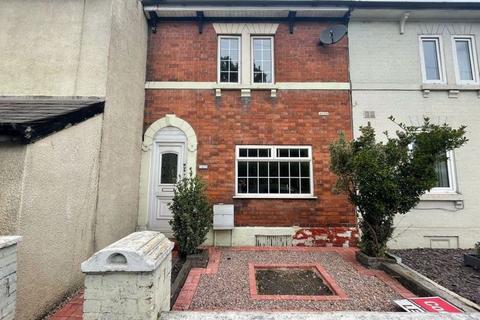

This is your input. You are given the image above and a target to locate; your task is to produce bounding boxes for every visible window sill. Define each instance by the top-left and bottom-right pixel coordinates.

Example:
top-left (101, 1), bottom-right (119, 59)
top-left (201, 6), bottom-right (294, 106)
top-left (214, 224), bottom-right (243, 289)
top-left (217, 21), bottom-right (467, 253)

top-left (420, 192), bottom-right (463, 202)
top-left (421, 84), bottom-right (480, 98)
top-left (233, 195), bottom-right (318, 200)
top-left (215, 84), bottom-right (278, 98)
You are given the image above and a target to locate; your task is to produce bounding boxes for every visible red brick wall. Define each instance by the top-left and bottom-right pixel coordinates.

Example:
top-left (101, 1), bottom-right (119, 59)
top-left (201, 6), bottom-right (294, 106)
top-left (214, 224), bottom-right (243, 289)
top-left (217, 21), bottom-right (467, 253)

top-left (145, 21), bottom-right (355, 228)
top-left (147, 22), bottom-right (349, 82)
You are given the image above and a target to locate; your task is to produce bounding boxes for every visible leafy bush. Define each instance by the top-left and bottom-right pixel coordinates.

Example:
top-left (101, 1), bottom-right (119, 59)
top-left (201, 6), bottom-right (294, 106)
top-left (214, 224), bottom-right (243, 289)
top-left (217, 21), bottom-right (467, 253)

top-left (329, 117), bottom-right (467, 257)
top-left (169, 169), bottom-right (213, 257)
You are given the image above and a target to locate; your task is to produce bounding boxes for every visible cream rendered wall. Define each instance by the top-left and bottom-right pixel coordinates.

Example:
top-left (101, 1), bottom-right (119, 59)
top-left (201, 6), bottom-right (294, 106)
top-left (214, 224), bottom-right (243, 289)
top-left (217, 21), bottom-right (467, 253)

top-left (349, 18), bottom-right (480, 249)
top-left (0, 0), bottom-right (147, 318)
top-left (0, 116), bottom-right (103, 320)
top-left (93, 0), bottom-right (148, 249)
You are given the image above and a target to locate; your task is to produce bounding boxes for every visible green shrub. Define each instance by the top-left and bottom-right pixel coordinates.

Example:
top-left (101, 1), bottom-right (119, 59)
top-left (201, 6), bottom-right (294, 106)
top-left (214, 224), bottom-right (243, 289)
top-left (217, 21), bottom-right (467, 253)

top-left (169, 169), bottom-right (213, 257)
top-left (329, 117), bottom-right (467, 257)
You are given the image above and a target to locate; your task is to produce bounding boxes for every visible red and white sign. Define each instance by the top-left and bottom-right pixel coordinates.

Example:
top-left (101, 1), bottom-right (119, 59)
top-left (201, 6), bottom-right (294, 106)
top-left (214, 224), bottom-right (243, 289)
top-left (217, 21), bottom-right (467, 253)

top-left (395, 297), bottom-right (463, 313)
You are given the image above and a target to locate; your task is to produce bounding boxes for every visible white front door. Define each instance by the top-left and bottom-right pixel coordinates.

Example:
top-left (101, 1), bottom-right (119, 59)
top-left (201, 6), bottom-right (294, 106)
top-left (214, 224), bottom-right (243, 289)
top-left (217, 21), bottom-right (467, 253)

top-left (149, 142), bottom-right (185, 235)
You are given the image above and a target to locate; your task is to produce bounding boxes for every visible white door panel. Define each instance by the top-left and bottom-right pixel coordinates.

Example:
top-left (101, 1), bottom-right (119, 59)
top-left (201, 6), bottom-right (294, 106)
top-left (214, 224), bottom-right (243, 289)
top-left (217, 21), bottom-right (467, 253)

top-left (149, 141), bottom-right (185, 233)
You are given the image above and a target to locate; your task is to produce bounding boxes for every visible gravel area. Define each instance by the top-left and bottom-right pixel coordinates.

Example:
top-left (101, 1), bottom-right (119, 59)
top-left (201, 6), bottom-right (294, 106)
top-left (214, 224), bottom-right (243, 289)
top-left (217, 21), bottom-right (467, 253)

top-left (392, 249), bottom-right (480, 304)
top-left (190, 249), bottom-right (405, 311)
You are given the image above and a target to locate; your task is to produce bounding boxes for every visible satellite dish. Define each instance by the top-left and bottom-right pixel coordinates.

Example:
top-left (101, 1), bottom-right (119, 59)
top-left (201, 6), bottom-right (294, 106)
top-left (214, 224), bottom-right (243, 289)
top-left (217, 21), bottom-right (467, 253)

top-left (319, 25), bottom-right (347, 45)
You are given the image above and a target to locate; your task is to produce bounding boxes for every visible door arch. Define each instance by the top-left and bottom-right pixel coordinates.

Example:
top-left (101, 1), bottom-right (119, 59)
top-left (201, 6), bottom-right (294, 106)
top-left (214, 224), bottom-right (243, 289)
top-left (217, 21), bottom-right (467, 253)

top-left (137, 114), bottom-right (197, 233)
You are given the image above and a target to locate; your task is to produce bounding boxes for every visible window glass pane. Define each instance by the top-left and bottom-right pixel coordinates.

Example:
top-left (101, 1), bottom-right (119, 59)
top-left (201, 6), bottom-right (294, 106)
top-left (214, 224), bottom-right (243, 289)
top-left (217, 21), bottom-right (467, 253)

top-left (252, 38), bottom-right (273, 84)
top-left (238, 161), bottom-right (247, 176)
top-left (269, 162), bottom-right (279, 177)
top-left (301, 162), bottom-right (310, 177)
top-left (280, 178), bottom-right (289, 193)
top-left (259, 162), bottom-right (268, 177)
top-left (280, 162), bottom-right (289, 176)
top-left (300, 149), bottom-right (308, 157)
top-left (238, 178), bottom-right (247, 193)
top-left (290, 162), bottom-right (300, 177)
top-left (259, 178), bottom-right (269, 193)
top-left (278, 149), bottom-right (289, 157)
top-left (219, 37), bottom-right (240, 83)
top-left (248, 178), bottom-right (258, 193)
top-left (456, 40), bottom-right (474, 81)
top-left (239, 149), bottom-right (248, 157)
top-left (160, 153), bottom-right (178, 184)
top-left (301, 178), bottom-right (310, 194)
top-left (248, 162), bottom-right (257, 176)
top-left (290, 178), bottom-right (300, 194)
top-left (423, 40), bottom-right (441, 80)
top-left (269, 178), bottom-right (279, 193)
top-left (435, 158), bottom-right (450, 188)
top-left (248, 149), bottom-right (258, 157)
top-left (258, 149), bottom-right (270, 157)
top-left (290, 149), bottom-right (300, 157)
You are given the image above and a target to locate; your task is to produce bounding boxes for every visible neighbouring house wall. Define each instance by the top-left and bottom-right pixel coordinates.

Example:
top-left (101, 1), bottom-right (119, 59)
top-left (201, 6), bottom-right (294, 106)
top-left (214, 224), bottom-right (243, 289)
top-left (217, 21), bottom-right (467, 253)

top-left (349, 17), bottom-right (480, 249)
top-left (0, 146), bottom-right (26, 236)
top-left (143, 22), bottom-right (355, 234)
top-left (93, 0), bottom-right (148, 250)
top-left (0, 0), bottom-right (147, 318)
top-left (0, 116), bottom-right (103, 320)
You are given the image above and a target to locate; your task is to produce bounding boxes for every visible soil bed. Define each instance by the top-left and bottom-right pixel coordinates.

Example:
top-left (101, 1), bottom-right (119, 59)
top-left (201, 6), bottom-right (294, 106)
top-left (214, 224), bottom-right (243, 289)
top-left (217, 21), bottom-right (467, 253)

top-left (256, 268), bottom-right (333, 296)
top-left (171, 255), bottom-right (186, 284)
top-left (392, 249), bottom-right (480, 304)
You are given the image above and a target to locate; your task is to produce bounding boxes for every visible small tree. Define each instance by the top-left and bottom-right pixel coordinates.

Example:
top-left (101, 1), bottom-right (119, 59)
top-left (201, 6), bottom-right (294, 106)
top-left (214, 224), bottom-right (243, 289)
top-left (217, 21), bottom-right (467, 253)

top-left (169, 169), bottom-right (213, 257)
top-left (329, 117), bottom-right (467, 257)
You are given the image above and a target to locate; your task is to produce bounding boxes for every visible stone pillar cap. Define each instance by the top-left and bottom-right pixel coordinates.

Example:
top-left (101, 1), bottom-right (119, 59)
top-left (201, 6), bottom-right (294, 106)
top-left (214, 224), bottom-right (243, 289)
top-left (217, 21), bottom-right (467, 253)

top-left (81, 231), bottom-right (174, 273)
top-left (0, 236), bottom-right (22, 249)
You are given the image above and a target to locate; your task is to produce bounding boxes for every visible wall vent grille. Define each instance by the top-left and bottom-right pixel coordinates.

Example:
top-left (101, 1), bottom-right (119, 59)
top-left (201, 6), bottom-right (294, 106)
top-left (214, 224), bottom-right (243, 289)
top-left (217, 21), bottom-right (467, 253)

top-left (255, 235), bottom-right (292, 247)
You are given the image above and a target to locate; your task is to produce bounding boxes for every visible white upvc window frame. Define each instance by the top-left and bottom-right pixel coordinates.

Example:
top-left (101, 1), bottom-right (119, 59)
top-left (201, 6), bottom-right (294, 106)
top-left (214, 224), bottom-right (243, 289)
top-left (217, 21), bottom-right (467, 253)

top-left (251, 36), bottom-right (275, 84)
top-left (419, 36), bottom-right (447, 84)
top-left (217, 35), bottom-right (242, 84)
top-left (234, 145), bottom-right (314, 199)
top-left (451, 35), bottom-right (479, 85)
top-left (429, 150), bottom-right (457, 194)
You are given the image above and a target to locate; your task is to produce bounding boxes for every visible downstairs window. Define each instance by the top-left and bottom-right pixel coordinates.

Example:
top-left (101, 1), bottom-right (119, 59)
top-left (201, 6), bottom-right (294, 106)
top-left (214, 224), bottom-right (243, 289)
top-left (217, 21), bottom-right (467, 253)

top-left (235, 146), bottom-right (313, 198)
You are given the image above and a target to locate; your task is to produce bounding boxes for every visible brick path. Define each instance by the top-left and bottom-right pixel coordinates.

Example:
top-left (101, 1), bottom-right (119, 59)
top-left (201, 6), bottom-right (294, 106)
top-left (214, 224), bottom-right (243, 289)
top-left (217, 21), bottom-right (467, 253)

top-left (49, 290), bottom-right (84, 320)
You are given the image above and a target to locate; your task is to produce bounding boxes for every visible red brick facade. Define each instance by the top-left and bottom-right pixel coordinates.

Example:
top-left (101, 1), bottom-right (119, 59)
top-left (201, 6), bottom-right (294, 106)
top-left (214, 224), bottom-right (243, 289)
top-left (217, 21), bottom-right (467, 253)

top-left (145, 22), bottom-right (356, 229)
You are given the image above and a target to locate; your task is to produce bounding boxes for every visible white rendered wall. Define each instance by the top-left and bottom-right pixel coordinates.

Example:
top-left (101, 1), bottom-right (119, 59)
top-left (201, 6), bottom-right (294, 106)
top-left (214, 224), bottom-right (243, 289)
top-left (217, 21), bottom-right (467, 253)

top-left (349, 16), bottom-right (480, 249)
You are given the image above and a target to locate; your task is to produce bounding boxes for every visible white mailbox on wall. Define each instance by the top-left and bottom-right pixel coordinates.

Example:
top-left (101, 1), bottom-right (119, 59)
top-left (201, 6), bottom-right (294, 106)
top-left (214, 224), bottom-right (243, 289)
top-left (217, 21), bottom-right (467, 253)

top-left (213, 204), bottom-right (234, 230)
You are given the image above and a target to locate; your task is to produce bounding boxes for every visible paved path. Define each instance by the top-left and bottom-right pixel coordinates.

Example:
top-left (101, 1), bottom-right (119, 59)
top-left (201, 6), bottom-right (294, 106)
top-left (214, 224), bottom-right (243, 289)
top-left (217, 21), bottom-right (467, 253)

top-left (161, 311), bottom-right (480, 320)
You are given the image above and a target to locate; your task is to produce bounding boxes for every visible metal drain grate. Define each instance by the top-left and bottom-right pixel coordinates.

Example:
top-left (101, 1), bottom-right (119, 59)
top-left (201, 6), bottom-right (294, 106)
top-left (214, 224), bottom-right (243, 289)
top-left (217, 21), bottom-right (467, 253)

top-left (255, 235), bottom-right (292, 247)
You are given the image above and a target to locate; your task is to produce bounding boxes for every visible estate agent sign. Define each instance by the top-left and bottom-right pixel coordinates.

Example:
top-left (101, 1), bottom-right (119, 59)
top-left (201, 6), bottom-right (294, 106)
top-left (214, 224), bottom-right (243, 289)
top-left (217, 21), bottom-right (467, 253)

top-left (395, 297), bottom-right (463, 313)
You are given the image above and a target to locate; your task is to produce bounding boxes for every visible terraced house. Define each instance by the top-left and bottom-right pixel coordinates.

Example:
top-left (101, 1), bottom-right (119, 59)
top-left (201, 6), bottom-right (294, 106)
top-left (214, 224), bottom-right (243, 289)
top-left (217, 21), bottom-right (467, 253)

top-left (137, 0), bottom-right (358, 247)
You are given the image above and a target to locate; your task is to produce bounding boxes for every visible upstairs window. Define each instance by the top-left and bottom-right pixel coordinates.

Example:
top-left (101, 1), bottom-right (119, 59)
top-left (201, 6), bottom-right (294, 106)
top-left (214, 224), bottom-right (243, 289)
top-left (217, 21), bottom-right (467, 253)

top-left (235, 146), bottom-right (313, 198)
top-left (452, 36), bottom-right (479, 84)
top-left (218, 36), bottom-right (241, 83)
top-left (420, 36), bottom-right (445, 83)
top-left (252, 37), bottom-right (274, 84)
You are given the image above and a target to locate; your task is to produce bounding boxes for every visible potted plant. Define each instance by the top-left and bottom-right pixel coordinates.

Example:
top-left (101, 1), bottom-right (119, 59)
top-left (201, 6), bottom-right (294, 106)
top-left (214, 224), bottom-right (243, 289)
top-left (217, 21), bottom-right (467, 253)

top-left (169, 169), bottom-right (213, 267)
top-left (329, 117), bottom-right (467, 268)
top-left (464, 242), bottom-right (480, 270)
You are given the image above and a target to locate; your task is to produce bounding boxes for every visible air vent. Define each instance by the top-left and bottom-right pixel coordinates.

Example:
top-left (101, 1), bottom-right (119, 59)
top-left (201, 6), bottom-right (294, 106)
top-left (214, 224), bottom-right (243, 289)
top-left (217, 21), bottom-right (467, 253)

top-left (255, 235), bottom-right (292, 247)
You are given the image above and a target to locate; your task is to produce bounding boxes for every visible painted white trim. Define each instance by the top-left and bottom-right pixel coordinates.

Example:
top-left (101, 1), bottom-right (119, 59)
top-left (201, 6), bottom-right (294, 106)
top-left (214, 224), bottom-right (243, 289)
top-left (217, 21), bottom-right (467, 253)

top-left (145, 81), bottom-right (350, 90)
top-left (451, 35), bottom-right (479, 85)
top-left (251, 36), bottom-right (275, 84)
top-left (429, 150), bottom-right (457, 194)
top-left (213, 23), bottom-right (279, 35)
top-left (137, 115), bottom-right (198, 231)
top-left (234, 145), bottom-right (314, 198)
top-left (419, 35), bottom-right (447, 84)
top-left (217, 36), bottom-right (242, 84)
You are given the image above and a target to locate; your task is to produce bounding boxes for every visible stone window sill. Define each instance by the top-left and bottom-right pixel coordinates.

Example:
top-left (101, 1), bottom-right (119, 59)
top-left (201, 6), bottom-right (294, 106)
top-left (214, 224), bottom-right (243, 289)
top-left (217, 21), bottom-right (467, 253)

top-left (214, 84), bottom-right (278, 98)
top-left (421, 84), bottom-right (480, 98)
top-left (420, 192), bottom-right (464, 202)
top-left (233, 195), bottom-right (318, 200)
